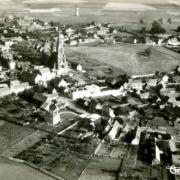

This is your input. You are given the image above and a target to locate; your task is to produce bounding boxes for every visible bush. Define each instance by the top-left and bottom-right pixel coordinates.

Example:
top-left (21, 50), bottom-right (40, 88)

top-left (150, 21), bottom-right (166, 34)
top-left (139, 19), bottom-right (144, 24)
top-left (145, 47), bottom-right (152, 57)
top-left (177, 26), bottom-right (180, 32)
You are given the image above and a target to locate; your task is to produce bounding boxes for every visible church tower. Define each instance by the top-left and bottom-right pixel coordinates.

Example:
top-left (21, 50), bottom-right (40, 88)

top-left (48, 100), bottom-right (61, 126)
top-left (55, 31), bottom-right (68, 72)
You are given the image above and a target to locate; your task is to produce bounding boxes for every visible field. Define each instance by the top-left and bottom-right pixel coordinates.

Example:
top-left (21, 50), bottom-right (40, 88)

top-left (0, 157), bottom-right (55, 180)
top-left (66, 44), bottom-right (180, 75)
top-left (15, 125), bottom-right (98, 180)
top-left (0, 121), bottom-right (35, 154)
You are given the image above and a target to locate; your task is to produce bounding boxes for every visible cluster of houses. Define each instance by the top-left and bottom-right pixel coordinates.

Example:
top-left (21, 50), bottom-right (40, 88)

top-left (1, 15), bottom-right (180, 172)
top-left (61, 22), bottom-right (117, 46)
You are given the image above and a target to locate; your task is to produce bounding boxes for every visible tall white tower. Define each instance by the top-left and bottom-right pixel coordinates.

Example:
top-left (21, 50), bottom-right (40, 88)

top-left (75, 0), bottom-right (79, 17)
top-left (75, 4), bottom-right (79, 17)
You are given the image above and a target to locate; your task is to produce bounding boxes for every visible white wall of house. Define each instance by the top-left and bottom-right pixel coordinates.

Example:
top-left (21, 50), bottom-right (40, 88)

top-left (72, 88), bottom-right (124, 100)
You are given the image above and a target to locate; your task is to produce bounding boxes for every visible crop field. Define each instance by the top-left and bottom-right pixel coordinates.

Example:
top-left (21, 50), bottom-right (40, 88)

top-left (66, 44), bottom-right (180, 75)
top-left (15, 125), bottom-right (98, 180)
top-left (0, 121), bottom-right (35, 154)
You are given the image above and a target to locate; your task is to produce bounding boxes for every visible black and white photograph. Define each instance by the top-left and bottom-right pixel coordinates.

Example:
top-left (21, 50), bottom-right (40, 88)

top-left (0, 0), bottom-right (180, 180)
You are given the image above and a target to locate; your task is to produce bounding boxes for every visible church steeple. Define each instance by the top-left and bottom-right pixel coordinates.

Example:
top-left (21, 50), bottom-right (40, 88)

top-left (55, 31), bottom-right (67, 71)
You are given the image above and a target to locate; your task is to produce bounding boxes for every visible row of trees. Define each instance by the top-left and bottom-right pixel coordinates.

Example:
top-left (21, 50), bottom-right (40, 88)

top-left (139, 18), bottom-right (180, 34)
top-left (140, 18), bottom-right (172, 25)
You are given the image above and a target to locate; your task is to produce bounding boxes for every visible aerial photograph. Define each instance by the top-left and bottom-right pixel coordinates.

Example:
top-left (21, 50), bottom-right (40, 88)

top-left (0, 0), bottom-right (180, 180)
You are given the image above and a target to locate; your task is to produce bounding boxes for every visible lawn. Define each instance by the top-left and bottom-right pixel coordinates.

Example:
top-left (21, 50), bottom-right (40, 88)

top-left (66, 44), bottom-right (180, 75)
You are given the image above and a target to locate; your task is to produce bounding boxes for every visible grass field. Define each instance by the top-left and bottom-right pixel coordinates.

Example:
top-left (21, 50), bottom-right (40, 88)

top-left (0, 121), bottom-right (35, 154)
top-left (66, 44), bottom-right (180, 75)
top-left (0, 157), bottom-right (55, 180)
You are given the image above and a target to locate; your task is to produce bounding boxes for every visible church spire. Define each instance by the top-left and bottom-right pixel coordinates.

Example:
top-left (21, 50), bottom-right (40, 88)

top-left (55, 31), bottom-right (67, 71)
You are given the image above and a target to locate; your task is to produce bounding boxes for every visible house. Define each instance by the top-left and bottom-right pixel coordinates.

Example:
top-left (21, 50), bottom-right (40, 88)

top-left (58, 79), bottom-right (68, 88)
top-left (13, 82), bottom-right (30, 94)
top-left (129, 79), bottom-right (143, 90)
top-left (161, 87), bottom-right (176, 95)
top-left (97, 27), bottom-right (109, 36)
top-left (146, 37), bottom-right (156, 46)
top-left (84, 22), bottom-right (96, 30)
top-left (27, 22), bottom-right (44, 32)
top-left (72, 84), bottom-right (124, 100)
top-left (10, 80), bottom-right (20, 87)
top-left (78, 113), bottom-right (101, 131)
top-left (172, 154), bottom-right (180, 166)
top-left (140, 91), bottom-right (150, 99)
top-left (69, 40), bottom-right (78, 46)
top-left (5, 41), bottom-right (13, 47)
top-left (160, 75), bottom-right (169, 88)
top-left (155, 143), bottom-right (163, 162)
top-left (173, 76), bottom-right (180, 83)
top-left (167, 37), bottom-right (180, 47)
top-left (9, 60), bottom-right (16, 70)
top-left (146, 79), bottom-right (158, 87)
top-left (155, 140), bottom-right (170, 163)
top-left (109, 27), bottom-right (117, 34)
top-left (168, 97), bottom-right (180, 107)
top-left (10, 80), bottom-right (30, 94)
top-left (170, 136), bottom-right (180, 153)
top-left (72, 84), bottom-right (101, 100)
top-left (0, 86), bottom-right (12, 97)
top-left (65, 27), bottom-right (74, 37)
top-left (108, 120), bottom-right (123, 145)
top-left (158, 38), bottom-right (164, 46)
top-left (77, 64), bottom-right (85, 72)
top-left (134, 38), bottom-right (137, 44)
top-left (33, 92), bottom-right (47, 106)
top-left (131, 126), bottom-right (141, 145)
top-left (35, 67), bottom-right (55, 85)
top-left (18, 19), bottom-right (31, 29)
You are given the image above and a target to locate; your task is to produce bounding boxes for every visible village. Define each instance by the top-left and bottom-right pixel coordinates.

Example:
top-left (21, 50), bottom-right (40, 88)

top-left (0, 15), bottom-right (180, 180)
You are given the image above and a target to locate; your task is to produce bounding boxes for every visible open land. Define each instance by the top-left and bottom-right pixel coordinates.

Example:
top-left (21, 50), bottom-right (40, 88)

top-left (66, 44), bottom-right (180, 75)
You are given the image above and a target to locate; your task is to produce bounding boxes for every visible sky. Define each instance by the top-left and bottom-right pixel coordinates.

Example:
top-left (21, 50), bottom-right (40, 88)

top-left (0, 0), bottom-right (178, 11)
top-left (0, 0), bottom-right (174, 5)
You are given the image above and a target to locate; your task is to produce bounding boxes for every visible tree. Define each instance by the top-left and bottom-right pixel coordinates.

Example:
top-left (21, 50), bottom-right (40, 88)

top-left (159, 18), bottom-right (163, 24)
top-left (177, 26), bottom-right (180, 32)
top-left (168, 18), bottom-right (172, 24)
top-left (140, 27), bottom-right (146, 34)
top-left (150, 21), bottom-right (166, 34)
top-left (139, 18), bottom-right (144, 24)
top-left (50, 21), bottom-right (54, 27)
top-left (145, 47), bottom-right (152, 57)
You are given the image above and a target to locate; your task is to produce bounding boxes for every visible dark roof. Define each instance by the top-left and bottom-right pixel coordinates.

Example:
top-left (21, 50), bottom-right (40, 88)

top-left (33, 92), bottom-right (47, 103)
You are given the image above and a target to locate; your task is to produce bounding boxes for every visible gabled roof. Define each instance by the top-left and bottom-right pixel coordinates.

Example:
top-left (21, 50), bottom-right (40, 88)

top-left (33, 92), bottom-right (47, 103)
